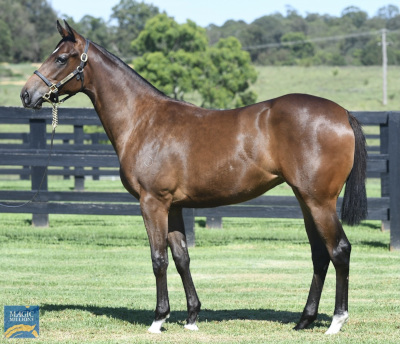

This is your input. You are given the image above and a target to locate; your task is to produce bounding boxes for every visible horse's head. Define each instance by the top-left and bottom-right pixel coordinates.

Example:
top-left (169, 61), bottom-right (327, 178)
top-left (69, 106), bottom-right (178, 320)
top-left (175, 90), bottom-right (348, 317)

top-left (21, 20), bottom-right (89, 109)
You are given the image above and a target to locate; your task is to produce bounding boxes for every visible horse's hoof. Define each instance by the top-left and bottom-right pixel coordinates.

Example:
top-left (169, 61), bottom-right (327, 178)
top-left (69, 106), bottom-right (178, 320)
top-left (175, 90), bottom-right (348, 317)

top-left (184, 323), bottom-right (199, 331)
top-left (325, 312), bottom-right (349, 335)
top-left (148, 314), bottom-right (170, 334)
top-left (294, 315), bottom-right (317, 331)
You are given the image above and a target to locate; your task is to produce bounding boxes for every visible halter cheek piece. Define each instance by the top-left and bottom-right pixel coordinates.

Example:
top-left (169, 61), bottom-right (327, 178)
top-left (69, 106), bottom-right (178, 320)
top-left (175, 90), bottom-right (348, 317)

top-left (34, 39), bottom-right (90, 105)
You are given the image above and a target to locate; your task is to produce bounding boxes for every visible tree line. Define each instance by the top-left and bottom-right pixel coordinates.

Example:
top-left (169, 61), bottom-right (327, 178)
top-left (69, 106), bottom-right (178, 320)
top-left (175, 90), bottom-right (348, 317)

top-left (209, 5), bottom-right (400, 66)
top-left (1, 1), bottom-right (399, 66)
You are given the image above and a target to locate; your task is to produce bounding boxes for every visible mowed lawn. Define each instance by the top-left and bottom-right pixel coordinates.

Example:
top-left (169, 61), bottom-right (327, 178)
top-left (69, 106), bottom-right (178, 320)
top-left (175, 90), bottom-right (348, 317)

top-left (0, 211), bottom-right (399, 343)
top-left (251, 65), bottom-right (400, 111)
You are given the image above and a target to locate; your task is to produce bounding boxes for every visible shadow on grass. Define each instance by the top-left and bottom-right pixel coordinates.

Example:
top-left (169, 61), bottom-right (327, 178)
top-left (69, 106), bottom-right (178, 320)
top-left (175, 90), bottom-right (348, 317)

top-left (359, 240), bottom-right (389, 249)
top-left (41, 304), bottom-right (331, 329)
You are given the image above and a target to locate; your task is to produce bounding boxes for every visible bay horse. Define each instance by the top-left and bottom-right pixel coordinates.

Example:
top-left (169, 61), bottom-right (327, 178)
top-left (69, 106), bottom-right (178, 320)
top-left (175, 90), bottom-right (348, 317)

top-left (21, 21), bottom-right (367, 335)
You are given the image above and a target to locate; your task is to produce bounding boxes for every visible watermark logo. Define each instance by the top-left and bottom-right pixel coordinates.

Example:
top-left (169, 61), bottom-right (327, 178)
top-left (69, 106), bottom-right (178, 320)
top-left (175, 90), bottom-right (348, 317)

top-left (4, 306), bottom-right (39, 339)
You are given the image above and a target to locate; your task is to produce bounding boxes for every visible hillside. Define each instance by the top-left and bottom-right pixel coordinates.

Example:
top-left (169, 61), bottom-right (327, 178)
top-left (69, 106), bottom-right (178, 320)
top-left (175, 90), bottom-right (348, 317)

top-left (0, 63), bottom-right (398, 111)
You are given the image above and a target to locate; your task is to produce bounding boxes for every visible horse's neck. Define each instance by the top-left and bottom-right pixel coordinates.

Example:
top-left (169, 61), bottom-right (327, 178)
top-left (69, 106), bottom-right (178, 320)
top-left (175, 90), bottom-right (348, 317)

top-left (83, 45), bottom-right (166, 154)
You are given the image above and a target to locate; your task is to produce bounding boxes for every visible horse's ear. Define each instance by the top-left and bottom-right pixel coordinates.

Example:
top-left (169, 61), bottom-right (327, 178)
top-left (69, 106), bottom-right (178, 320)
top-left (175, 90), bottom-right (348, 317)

top-left (63, 20), bottom-right (76, 41)
top-left (57, 20), bottom-right (69, 38)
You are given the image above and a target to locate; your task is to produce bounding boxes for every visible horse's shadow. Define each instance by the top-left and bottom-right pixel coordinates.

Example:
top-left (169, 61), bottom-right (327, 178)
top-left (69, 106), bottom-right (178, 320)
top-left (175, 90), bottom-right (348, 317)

top-left (40, 304), bottom-right (331, 329)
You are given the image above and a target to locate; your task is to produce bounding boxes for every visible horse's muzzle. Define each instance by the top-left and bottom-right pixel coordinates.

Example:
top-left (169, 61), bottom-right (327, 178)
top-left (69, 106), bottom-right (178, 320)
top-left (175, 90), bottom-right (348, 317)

top-left (20, 88), bottom-right (44, 109)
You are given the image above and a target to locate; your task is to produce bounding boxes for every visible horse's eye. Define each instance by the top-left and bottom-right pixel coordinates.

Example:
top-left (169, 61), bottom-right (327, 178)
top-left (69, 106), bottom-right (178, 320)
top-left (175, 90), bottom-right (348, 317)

top-left (56, 55), bottom-right (68, 65)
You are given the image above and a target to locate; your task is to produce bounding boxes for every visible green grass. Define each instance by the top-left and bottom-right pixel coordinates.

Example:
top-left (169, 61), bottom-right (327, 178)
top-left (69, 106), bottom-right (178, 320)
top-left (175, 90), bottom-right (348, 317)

top-left (0, 214), bottom-right (399, 343)
top-left (251, 65), bottom-right (400, 111)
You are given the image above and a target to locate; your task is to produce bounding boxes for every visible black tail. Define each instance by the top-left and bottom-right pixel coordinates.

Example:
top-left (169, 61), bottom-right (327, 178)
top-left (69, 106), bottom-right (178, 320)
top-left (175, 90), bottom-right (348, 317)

top-left (341, 113), bottom-right (368, 225)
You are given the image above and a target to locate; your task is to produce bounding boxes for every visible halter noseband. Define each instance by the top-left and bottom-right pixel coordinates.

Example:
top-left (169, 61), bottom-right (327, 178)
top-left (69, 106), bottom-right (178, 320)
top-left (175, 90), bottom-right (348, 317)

top-left (34, 39), bottom-right (90, 105)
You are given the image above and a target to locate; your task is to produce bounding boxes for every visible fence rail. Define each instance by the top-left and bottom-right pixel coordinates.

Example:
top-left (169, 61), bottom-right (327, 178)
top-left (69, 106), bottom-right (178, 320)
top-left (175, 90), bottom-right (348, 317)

top-left (0, 106), bottom-right (399, 250)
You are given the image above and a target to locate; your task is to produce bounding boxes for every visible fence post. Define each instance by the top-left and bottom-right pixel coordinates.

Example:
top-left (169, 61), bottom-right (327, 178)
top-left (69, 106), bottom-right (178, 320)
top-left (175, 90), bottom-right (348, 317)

top-left (388, 112), bottom-right (400, 251)
top-left (380, 119), bottom-right (390, 231)
top-left (74, 124), bottom-right (85, 191)
top-left (183, 208), bottom-right (195, 247)
top-left (30, 118), bottom-right (48, 227)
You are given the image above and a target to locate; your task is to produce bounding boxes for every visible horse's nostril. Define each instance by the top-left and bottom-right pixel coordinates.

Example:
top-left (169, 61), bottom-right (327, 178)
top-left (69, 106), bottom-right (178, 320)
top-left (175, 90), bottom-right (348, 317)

top-left (23, 91), bottom-right (30, 105)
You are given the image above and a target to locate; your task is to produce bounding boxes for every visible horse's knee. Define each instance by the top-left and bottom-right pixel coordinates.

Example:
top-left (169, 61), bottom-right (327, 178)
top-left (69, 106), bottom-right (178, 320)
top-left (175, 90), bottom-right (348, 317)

top-left (331, 238), bottom-right (351, 268)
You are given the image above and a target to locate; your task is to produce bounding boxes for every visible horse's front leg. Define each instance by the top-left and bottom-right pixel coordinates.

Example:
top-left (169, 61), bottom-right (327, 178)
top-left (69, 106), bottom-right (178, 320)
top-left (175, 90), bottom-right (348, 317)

top-left (140, 193), bottom-right (170, 333)
top-left (168, 207), bottom-right (201, 330)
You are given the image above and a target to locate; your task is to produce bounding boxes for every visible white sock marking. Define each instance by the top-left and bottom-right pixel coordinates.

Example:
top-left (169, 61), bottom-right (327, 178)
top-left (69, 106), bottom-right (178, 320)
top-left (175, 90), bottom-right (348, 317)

top-left (325, 312), bottom-right (349, 334)
top-left (184, 323), bottom-right (199, 331)
top-left (148, 314), bottom-right (170, 334)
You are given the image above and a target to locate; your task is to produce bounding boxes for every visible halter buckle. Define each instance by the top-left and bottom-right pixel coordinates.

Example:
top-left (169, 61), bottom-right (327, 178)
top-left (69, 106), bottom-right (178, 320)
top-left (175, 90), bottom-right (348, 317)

top-left (43, 92), bottom-right (52, 100)
top-left (43, 84), bottom-right (58, 102)
top-left (81, 53), bottom-right (88, 63)
top-left (49, 84), bottom-right (58, 94)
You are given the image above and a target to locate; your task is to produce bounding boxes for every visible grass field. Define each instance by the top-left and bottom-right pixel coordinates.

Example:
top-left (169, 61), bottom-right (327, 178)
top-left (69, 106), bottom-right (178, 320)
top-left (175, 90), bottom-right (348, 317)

top-left (251, 65), bottom-right (400, 111)
top-left (0, 211), bottom-right (399, 343)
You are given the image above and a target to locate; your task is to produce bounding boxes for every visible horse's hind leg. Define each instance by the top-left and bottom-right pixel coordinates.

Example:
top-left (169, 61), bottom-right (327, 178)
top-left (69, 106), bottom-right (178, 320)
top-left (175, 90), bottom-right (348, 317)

top-left (294, 200), bottom-right (331, 331)
top-left (294, 191), bottom-right (351, 334)
top-left (167, 207), bottom-right (201, 330)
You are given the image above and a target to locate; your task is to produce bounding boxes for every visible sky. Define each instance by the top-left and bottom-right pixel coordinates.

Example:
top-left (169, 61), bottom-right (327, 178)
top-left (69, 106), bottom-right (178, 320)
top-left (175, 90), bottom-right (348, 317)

top-left (49, 0), bottom-right (392, 27)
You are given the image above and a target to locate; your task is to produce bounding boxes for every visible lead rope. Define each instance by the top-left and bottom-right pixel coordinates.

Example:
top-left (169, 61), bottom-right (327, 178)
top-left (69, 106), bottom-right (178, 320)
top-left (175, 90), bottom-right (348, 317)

top-left (0, 103), bottom-right (58, 208)
top-left (52, 102), bottom-right (59, 130)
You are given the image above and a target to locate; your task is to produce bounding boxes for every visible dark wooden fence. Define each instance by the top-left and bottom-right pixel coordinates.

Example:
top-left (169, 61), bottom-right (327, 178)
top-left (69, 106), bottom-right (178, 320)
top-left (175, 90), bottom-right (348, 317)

top-left (0, 106), bottom-right (399, 251)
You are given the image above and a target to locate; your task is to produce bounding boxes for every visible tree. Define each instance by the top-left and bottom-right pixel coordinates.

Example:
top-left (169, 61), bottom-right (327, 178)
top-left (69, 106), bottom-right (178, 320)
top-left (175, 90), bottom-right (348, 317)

top-left (377, 4), bottom-right (400, 20)
top-left (132, 14), bottom-right (257, 109)
top-left (0, 0), bottom-right (58, 62)
top-left (132, 14), bottom-right (206, 100)
top-left (207, 19), bottom-right (252, 47)
top-left (341, 6), bottom-right (368, 28)
top-left (285, 8), bottom-right (308, 34)
top-left (132, 14), bottom-right (208, 55)
top-left (359, 37), bottom-right (381, 65)
top-left (198, 37), bottom-right (257, 108)
top-left (0, 19), bottom-right (12, 62)
top-left (79, 15), bottom-right (112, 49)
top-left (281, 32), bottom-right (315, 65)
top-left (0, 0), bottom-right (36, 62)
top-left (20, 0), bottom-right (58, 60)
top-left (110, 0), bottom-right (160, 57)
